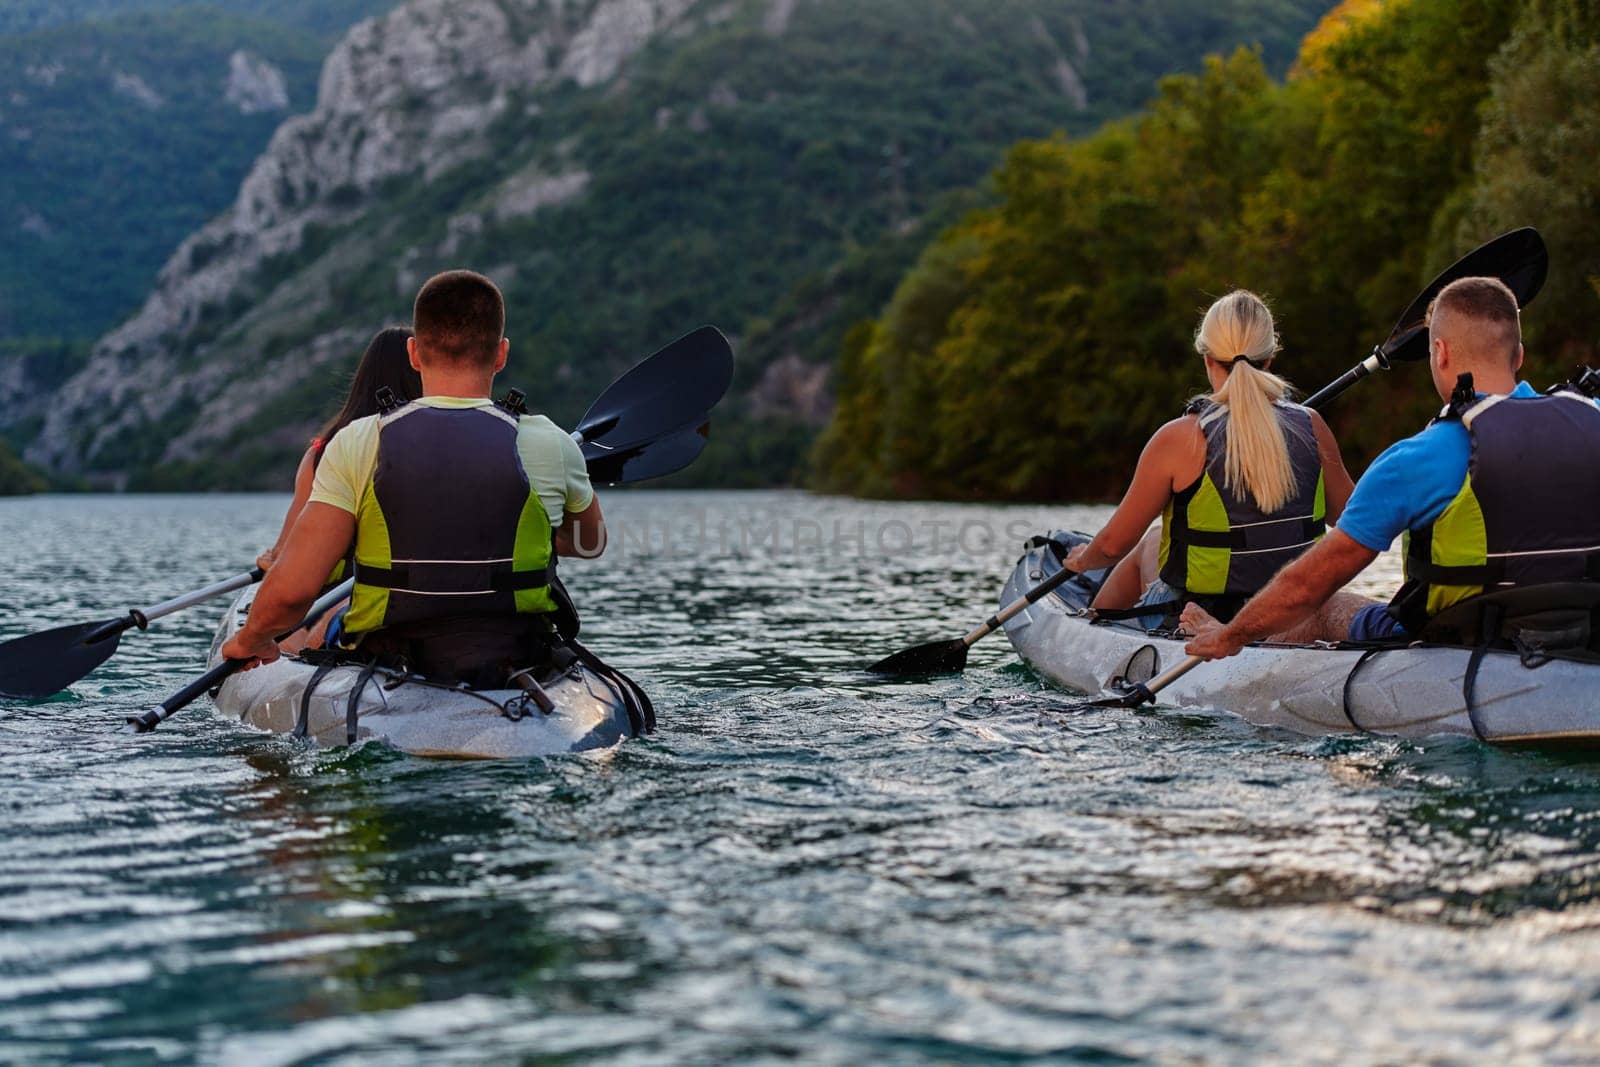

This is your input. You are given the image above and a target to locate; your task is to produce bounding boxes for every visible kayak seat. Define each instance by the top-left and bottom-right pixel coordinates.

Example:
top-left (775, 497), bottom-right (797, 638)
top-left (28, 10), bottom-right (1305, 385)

top-left (1418, 582), bottom-right (1600, 663)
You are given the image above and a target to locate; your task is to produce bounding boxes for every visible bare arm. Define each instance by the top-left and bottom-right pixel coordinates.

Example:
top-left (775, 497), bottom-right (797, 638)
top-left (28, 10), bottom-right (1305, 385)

top-left (1066, 418), bottom-right (1199, 573)
top-left (554, 495), bottom-right (606, 559)
top-left (1184, 529), bottom-right (1378, 659)
top-left (223, 502), bottom-right (356, 666)
top-left (258, 447), bottom-right (318, 571)
top-left (1311, 411), bottom-right (1354, 524)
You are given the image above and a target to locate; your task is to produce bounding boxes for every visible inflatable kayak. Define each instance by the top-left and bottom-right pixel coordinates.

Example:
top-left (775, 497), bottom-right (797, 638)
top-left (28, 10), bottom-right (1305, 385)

top-left (1001, 531), bottom-right (1600, 744)
top-left (207, 587), bottom-right (650, 758)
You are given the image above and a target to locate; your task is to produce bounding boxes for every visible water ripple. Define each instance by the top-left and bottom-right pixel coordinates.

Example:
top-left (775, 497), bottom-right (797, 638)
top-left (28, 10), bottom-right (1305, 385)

top-left (3, 492), bottom-right (1600, 1062)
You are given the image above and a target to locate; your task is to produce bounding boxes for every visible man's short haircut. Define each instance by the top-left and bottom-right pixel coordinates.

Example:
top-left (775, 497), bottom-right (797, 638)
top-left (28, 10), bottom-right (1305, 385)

top-left (1427, 276), bottom-right (1521, 366)
top-left (412, 270), bottom-right (505, 367)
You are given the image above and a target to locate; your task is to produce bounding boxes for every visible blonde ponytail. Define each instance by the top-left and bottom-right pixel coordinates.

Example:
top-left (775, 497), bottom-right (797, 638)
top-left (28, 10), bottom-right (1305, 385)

top-left (1194, 291), bottom-right (1299, 513)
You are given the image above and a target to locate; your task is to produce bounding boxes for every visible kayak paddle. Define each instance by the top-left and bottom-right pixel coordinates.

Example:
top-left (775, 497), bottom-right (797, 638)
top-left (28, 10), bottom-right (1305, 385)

top-left (0, 568), bottom-right (264, 700)
top-left (125, 578), bottom-right (354, 735)
top-left (1305, 227), bottom-right (1548, 408)
top-left (574, 325), bottom-right (734, 459)
top-left (584, 420), bottom-right (711, 485)
top-left (127, 325), bottom-right (735, 733)
top-left (867, 562), bottom-right (1085, 675)
top-left (1081, 654), bottom-right (1204, 709)
top-left (869, 227), bottom-right (1550, 678)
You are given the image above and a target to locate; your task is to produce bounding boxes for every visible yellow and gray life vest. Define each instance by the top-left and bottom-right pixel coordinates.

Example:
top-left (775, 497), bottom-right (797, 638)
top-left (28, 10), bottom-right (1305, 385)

top-left (1389, 385), bottom-right (1600, 631)
top-left (343, 399), bottom-right (557, 636)
top-left (1158, 399), bottom-right (1326, 598)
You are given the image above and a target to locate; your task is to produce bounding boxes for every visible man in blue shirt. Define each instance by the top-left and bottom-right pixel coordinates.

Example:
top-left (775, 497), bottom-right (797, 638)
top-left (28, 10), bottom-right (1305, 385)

top-left (1184, 275), bottom-right (1600, 659)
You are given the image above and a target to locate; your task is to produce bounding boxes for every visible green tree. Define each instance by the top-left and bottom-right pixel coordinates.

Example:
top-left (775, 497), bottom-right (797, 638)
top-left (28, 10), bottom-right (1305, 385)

top-left (1456, 0), bottom-right (1600, 370)
top-left (817, 0), bottom-right (1537, 500)
top-left (0, 440), bottom-right (46, 495)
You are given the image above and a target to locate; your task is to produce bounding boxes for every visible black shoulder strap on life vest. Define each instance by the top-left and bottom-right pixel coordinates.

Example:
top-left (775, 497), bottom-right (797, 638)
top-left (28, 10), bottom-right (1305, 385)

top-left (497, 388), bottom-right (529, 416)
top-left (1424, 372), bottom-right (1476, 428)
top-left (375, 386), bottom-right (403, 415)
top-left (1556, 365), bottom-right (1600, 400)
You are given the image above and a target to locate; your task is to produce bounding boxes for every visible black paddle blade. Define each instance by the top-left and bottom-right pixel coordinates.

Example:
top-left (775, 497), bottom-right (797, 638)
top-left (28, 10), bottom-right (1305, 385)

top-left (1380, 228), bottom-right (1549, 363)
top-left (1083, 683), bottom-right (1155, 709)
top-left (585, 421), bottom-right (710, 485)
top-left (867, 639), bottom-right (970, 676)
top-left (0, 620), bottom-right (124, 699)
top-left (575, 326), bottom-right (734, 452)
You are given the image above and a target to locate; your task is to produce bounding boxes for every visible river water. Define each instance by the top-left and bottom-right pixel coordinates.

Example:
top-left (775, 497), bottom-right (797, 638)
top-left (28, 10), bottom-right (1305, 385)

top-left (2, 490), bottom-right (1599, 1064)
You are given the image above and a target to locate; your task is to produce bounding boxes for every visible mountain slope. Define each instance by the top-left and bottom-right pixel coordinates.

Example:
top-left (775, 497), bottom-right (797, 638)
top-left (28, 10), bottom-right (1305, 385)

top-left (0, 1), bottom-right (396, 38)
top-left (17, 0), bottom-right (1333, 489)
top-left (813, 0), bottom-right (1600, 501)
top-left (0, 1), bottom-right (398, 344)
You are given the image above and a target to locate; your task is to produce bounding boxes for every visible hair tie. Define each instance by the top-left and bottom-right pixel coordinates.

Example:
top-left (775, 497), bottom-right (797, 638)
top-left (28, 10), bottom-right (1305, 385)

top-left (1224, 355), bottom-right (1268, 373)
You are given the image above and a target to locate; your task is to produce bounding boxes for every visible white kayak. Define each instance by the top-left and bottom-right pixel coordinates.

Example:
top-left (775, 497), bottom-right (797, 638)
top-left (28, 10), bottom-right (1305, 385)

top-left (208, 587), bottom-right (649, 758)
top-left (1001, 531), bottom-right (1600, 744)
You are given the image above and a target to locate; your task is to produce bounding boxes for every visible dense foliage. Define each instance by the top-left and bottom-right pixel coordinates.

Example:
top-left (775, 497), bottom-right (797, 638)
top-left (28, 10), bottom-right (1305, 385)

top-left (119, 0), bottom-right (1331, 490)
top-left (0, 440), bottom-right (47, 495)
top-left (814, 0), bottom-right (1600, 500)
top-left (0, 2), bottom-right (394, 343)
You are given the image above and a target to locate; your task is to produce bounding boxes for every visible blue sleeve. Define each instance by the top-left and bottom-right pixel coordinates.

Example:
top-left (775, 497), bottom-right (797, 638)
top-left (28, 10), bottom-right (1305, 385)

top-left (1336, 423), bottom-right (1470, 553)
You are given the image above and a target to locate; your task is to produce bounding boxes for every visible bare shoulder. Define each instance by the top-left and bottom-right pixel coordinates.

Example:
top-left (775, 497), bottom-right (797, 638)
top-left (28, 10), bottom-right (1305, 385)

top-left (1147, 413), bottom-right (1205, 455)
top-left (1306, 408), bottom-right (1341, 445)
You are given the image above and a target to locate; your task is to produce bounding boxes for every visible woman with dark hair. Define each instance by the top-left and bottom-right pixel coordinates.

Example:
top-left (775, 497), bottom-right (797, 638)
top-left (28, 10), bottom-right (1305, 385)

top-left (257, 326), bottom-right (421, 572)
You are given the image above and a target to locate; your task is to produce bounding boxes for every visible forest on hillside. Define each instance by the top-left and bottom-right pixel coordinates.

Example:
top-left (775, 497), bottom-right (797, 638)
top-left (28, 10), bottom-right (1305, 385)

top-left (0, 2), bottom-right (394, 344)
top-left (813, 0), bottom-right (1600, 501)
top-left (80, 0), bottom-right (1330, 493)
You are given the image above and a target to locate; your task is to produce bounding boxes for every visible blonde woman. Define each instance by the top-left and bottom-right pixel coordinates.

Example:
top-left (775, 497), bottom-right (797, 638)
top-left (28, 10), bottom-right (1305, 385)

top-left (1064, 290), bottom-right (1354, 630)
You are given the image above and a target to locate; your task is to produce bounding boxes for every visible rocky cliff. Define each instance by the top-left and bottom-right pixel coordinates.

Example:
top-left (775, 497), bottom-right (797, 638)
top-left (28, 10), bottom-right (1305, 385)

top-left (27, 0), bottom-right (702, 479)
top-left (17, 0), bottom-right (1333, 488)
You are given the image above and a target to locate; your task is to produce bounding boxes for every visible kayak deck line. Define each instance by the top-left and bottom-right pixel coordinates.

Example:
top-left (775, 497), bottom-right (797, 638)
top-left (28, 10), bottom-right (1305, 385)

top-left (1002, 530), bottom-right (1600, 745)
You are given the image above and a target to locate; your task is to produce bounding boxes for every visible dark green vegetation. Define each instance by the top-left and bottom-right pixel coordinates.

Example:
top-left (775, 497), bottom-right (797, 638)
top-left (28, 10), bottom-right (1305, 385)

top-left (0, 1), bottom-right (393, 39)
top-left (815, 0), bottom-right (1600, 500)
top-left (0, 441), bottom-right (47, 495)
top-left (0, 1), bottom-right (395, 344)
top-left (125, 0), bottom-right (1331, 490)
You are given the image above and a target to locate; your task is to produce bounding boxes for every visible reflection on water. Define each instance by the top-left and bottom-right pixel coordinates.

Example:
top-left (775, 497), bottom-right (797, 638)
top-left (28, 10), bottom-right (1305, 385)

top-left (2, 491), bottom-right (1599, 1062)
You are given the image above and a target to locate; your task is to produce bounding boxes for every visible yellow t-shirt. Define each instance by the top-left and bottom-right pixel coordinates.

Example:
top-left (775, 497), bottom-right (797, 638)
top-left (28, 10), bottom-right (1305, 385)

top-left (308, 396), bottom-right (594, 526)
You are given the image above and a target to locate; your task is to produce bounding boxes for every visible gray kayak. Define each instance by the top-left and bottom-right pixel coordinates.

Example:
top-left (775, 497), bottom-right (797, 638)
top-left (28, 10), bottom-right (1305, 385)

top-left (208, 587), bottom-right (646, 758)
top-left (1001, 530), bottom-right (1600, 744)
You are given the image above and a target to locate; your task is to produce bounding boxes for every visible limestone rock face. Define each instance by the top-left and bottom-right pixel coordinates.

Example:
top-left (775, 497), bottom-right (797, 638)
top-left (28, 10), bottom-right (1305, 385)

top-left (224, 51), bottom-right (290, 115)
top-left (28, 0), bottom-right (707, 473)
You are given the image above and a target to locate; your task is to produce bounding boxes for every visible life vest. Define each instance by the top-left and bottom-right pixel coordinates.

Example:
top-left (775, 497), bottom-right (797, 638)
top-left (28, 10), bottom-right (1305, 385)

top-left (343, 398), bottom-right (557, 636)
top-left (1158, 399), bottom-right (1326, 598)
top-left (1388, 385), bottom-right (1600, 631)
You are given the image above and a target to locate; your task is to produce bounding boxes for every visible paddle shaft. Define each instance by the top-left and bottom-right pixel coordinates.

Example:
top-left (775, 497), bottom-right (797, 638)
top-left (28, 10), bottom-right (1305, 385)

top-left (963, 562), bottom-right (1082, 647)
top-left (77, 568), bottom-right (266, 645)
top-left (1301, 349), bottom-right (1385, 411)
top-left (1104, 654), bottom-right (1205, 707)
top-left (125, 578), bottom-right (354, 734)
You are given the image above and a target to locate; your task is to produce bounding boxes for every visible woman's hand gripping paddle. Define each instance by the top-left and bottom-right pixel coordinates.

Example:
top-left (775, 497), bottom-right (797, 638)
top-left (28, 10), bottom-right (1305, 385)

top-left (867, 228), bottom-right (1550, 680)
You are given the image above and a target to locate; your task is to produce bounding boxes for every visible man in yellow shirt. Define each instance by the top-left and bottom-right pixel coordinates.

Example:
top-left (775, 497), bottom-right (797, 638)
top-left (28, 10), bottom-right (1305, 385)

top-left (222, 270), bottom-right (605, 683)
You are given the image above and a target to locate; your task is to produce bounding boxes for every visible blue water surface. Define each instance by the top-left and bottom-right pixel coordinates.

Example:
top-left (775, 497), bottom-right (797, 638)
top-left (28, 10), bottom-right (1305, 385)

top-left (2, 491), bottom-right (1599, 1064)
